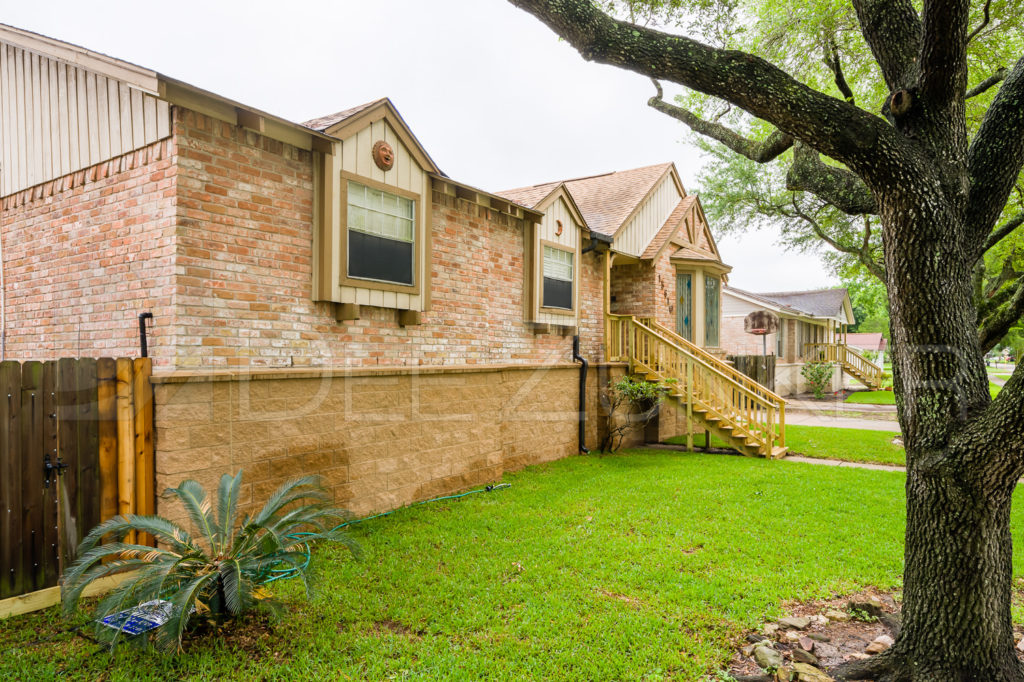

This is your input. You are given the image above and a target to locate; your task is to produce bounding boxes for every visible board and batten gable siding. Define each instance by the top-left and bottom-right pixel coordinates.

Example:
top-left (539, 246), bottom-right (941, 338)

top-left (613, 172), bottom-right (683, 257)
top-left (0, 40), bottom-right (170, 196)
top-left (316, 116), bottom-right (430, 312)
top-left (531, 193), bottom-right (582, 326)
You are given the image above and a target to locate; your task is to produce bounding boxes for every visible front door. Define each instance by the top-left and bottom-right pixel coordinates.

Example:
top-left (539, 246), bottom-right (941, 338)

top-left (676, 273), bottom-right (692, 341)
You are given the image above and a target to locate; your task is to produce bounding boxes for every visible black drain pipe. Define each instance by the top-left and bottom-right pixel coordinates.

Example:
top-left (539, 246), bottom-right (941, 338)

top-left (138, 312), bottom-right (153, 357)
top-left (572, 335), bottom-right (590, 454)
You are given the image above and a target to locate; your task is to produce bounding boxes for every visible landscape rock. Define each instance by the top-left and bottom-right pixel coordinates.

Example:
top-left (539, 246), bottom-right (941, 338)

top-left (791, 647), bottom-right (819, 665)
top-left (1016, 637), bottom-right (1024, 652)
top-left (773, 666), bottom-right (793, 682)
top-left (846, 652), bottom-right (871, 661)
top-left (783, 630), bottom-right (803, 643)
top-left (809, 614), bottom-right (829, 626)
top-left (755, 644), bottom-right (785, 671)
top-left (764, 623), bottom-right (780, 637)
top-left (824, 609), bottom-right (850, 622)
top-left (747, 633), bottom-right (769, 644)
top-left (848, 597), bottom-right (885, 617)
top-left (799, 636), bottom-right (815, 651)
top-left (792, 662), bottom-right (834, 681)
top-left (865, 634), bottom-right (894, 655)
top-left (808, 633), bottom-right (831, 642)
top-left (778, 616), bottom-right (812, 630)
top-left (742, 644), bottom-right (757, 658)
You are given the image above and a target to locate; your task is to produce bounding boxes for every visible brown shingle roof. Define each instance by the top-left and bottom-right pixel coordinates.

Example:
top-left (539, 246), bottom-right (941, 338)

top-left (671, 246), bottom-right (720, 262)
top-left (564, 163), bottom-right (672, 237)
top-left (498, 162), bottom-right (672, 237)
top-left (494, 181), bottom-right (561, 209)
top-left (303, 98), bottom-right (387, 132)
top-left (641, 196), bottom-right (696, 259)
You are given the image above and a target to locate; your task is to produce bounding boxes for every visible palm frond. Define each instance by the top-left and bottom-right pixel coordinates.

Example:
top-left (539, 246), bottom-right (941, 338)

top-left (164, 480), bottom-right (218, 552)
top-left (155, 570), bottom-right (217, 651)
top-left (250, 475), bottom-right (325, 526)
top-left (215, 471), bottom-right (243, 551)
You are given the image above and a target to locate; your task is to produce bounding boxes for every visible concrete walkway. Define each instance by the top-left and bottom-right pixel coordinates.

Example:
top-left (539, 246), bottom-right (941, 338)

top-left (785, 411), bottom-right (901, 432)
top-left (783, 455), bottom-right (904, 473)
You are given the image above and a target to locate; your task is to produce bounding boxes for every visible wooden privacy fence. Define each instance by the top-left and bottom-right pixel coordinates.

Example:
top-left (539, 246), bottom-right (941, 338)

top-left (0, 357), bottom-right (154, 613)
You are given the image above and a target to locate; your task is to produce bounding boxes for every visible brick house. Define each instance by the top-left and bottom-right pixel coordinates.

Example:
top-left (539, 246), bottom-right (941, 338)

top-left (0, 24), bottom-right (785, 517)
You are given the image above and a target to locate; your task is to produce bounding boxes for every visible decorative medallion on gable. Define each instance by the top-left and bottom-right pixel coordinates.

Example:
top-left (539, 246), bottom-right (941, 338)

top-left (372, 140), bottom-right (395, 171)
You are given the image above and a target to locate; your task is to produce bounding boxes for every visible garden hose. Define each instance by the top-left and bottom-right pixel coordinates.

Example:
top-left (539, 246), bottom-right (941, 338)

top-left (260, 483), bottom-right (512, 584)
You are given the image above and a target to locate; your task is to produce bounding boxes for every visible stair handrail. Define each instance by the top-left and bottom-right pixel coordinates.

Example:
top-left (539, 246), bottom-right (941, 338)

top-left (804, 342), bottom-right (883, 387)
top-left (638, 317), bottom-right (786, 405)
top-left (621, 316), bottom-right (785, 451)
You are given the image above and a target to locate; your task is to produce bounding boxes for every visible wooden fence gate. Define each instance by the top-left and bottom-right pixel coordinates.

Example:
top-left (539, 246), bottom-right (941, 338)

top-left (0, 357), bottom-right (154, 611)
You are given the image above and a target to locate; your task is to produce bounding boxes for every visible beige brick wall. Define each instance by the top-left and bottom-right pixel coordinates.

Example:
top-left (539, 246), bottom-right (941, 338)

top-left (153, 363), bottom-right (627, 520)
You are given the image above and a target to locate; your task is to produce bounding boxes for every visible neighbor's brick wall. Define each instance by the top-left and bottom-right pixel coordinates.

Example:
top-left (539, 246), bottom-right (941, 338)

top-left (720, 315), bottom-right (780, 357)
top-left (153, 363), bottom-right (622, 520)
top-left (0, 140), bottom-right (178, 363)
top-left (170, 109), bottom-right (606, 369)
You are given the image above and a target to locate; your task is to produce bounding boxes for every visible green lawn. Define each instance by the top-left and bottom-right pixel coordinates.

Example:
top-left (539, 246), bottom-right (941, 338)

top-left (845, 390), bottom-right (896, 405)
top-left (667, 425), bottom-right (905, 466)
top-left (5, 451), bottom-right (1024, 680)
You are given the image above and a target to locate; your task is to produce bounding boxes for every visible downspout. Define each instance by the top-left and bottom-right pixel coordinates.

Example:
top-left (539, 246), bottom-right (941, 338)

top-left (572, 334), bottom-right (590, 454)
top-left (138, 312), bottom-right (153, 358)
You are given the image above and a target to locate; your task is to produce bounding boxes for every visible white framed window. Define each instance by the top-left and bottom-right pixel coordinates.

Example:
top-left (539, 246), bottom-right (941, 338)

top-left (541, 245), bottom-right (574, 310)
top-left (346, 180), bottom-right (416, 286)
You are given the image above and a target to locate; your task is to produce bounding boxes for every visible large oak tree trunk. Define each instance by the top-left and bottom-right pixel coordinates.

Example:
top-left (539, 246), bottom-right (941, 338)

top-left (843, 196), bottom-right (1024, 680)
top-left (890, 467), bottom-right (1021, 680)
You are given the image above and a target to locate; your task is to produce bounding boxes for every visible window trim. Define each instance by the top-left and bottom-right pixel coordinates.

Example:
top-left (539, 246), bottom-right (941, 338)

top-left (338, 170), bottom-right (423, 296)
top-left (537, 238), bottom-right (578, 316)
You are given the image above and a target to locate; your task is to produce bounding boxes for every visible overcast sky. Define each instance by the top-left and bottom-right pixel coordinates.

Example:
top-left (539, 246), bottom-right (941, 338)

top-left (4, 0), bottom-right (836, 291)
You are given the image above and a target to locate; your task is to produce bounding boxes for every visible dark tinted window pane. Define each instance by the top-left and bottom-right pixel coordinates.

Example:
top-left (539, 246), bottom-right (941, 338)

top-left (543, 277), bottom-right (573, 310)
top-left (349, 230), bottom-right (414, 285)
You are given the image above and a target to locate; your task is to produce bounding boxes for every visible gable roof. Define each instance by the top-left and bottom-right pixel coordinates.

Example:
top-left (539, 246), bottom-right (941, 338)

top-left (498, 162), bottom-right (673, 239)
top-left (303, 99), bottom-right (386, 132)
top-left (642, 195), bottom-right (696, 259)
top-left (302, 97), bottom-right (442, 175)
top-left (564, 163), bottom-right (673, 237)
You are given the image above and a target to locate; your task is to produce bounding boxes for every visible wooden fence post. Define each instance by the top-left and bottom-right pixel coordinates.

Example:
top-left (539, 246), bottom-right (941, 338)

top-left (0, 361), bottom-right (23, 599)
top-left (133, 358), bottom-right (154, 546)
top-left (115, 359), bottom-right (136, 545)
top-left (97, 359), bottom-right (118, 526)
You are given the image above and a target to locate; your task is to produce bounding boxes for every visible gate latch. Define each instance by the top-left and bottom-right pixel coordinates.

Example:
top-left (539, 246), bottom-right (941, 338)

top-left (43, 454), bottom-right (68, 489)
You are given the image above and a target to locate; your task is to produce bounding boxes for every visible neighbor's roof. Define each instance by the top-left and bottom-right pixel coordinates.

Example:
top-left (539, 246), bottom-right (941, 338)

top-left (498, 162), bottom-right (672, 238)
top-left (757, 288), bottom-right (850, 318)
top-left (724, 286), bottom-right (804, 315)
top-left (845, 333), bottom-right (887, 352)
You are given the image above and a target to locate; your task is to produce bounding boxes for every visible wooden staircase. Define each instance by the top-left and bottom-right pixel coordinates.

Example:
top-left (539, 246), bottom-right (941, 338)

top-left (606, 315), bottom-right (787, 458)
top-left (804, 343), bottom-right (884, 390)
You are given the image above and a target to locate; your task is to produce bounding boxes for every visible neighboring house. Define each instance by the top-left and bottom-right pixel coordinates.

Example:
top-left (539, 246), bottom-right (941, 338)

top-left (0, 24), bottom-right (787, 518)
top-left (846, 333), bottom-right (888, 366)
top-left (721, 287), bottom-right (882, 395)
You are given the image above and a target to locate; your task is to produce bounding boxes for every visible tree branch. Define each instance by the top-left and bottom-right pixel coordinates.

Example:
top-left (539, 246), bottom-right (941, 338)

top-left (823, 38), bottom-right (856, 104)
top-left (981, 212), bottom-right (1024, 256)
top-left (787, 198), bottom-right (885, 279)
top-left (967, 57), bottom-right (1024, 246)
top-left (967, 0), bottom-right (993, 44)
top-left (918, 0), bottom-right (971, 109)
top-left (978, 277), bottom-right (1024, 353)
top-left (507, 0), bottom-right (905, 185)
top-left (849, 0), bottom-right (922, 91)
top-left (785, 142), bottom-right (877, 215)
top-left (966, 67), bottom-right (1008, 99)
top-left (646, 81), bottom-right (793, 162)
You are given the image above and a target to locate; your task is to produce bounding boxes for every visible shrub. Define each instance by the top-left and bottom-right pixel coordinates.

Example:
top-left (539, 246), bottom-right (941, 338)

top-left (62, 472), bottom-right (358, 650)
top-left (801, 362), bottom-right (835, 399)
top-left (599, 376), bottom-right (666, 452)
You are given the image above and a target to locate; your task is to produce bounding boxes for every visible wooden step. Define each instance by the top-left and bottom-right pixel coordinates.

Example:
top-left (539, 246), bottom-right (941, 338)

top-left (771, 446), bottom-right (789, 459)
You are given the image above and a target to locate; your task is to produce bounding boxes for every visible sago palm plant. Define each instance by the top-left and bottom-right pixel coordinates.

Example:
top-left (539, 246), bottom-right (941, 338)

top-left (61, 472), bottom-right (358, 650)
